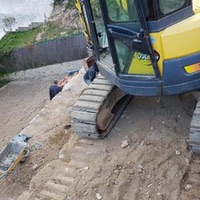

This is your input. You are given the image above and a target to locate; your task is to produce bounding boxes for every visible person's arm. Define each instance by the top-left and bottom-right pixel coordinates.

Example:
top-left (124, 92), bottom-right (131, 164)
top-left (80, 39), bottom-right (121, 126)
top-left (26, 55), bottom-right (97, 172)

top-left (58, 77), bottom-right (68, 87)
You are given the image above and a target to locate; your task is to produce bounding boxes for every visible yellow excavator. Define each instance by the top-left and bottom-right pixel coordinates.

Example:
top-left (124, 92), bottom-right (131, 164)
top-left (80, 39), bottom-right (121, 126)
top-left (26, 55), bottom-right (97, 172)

top-left (72, 0), bottom-right (200, 153)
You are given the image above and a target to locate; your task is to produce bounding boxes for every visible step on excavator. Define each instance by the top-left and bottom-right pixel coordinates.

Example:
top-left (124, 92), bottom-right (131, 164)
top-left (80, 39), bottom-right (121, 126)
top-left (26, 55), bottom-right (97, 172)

top-left (71, 0), bottom-right (200, 153)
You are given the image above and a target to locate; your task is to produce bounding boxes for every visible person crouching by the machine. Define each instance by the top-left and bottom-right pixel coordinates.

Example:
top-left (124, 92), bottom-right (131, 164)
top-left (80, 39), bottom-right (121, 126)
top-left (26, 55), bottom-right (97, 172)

top-left (49, 77), bottom-right (68, 100)
top-left (83, 62), bottom-right (99, 85)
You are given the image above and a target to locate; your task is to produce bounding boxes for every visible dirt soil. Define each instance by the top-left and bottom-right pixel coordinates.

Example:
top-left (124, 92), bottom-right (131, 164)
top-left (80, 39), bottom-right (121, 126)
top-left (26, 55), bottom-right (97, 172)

top-left (0, 60), bottom-right (200, 200)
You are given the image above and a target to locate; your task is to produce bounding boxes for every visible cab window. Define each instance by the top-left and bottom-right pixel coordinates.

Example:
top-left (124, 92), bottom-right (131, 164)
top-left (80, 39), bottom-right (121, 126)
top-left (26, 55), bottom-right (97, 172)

top-left (105, 0), bottom-right (149, 22)
top-left (105, 0), bottom-right (191, 22)
top-left (159, 0), bottom-right (186, 15)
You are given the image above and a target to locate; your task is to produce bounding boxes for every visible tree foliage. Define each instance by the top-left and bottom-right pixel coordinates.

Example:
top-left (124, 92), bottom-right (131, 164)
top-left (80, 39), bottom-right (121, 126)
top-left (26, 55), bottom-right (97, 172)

top-left (53, 0), bottom-right (64, 6)
top-left (2, 16), bottom-right (16, 32)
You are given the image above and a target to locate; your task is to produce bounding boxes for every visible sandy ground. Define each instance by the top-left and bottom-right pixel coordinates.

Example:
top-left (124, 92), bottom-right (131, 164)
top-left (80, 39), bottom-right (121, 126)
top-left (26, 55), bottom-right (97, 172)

top-left (0, 60), bottom-right (200, 200)
top-left (0, 60), bottom-right (85, 199)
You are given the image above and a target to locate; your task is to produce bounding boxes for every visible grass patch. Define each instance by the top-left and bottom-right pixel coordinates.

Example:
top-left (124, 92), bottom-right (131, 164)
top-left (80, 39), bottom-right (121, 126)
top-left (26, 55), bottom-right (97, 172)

top-left (53, 0), bottom-right (64, 6)
top-left (66, 0), bottom-right (75, 9)
top-left (39, 21), bottom-right (80, 41)
top-left (0, 22), bottom-right (80, 53)
top-left (0, 27), bottom-right (42, 52)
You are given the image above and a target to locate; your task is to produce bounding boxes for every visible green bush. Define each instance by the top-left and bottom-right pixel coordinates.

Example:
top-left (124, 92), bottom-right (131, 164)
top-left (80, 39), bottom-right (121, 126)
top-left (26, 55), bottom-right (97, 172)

top-left (66, 0), bottom-right (75, 9)
top-left (0, 27), bottom-right (42, 53)
top-left (53, 0), bottom-right (64, 6)
top-left (0, 79), bottom-right (9, 88)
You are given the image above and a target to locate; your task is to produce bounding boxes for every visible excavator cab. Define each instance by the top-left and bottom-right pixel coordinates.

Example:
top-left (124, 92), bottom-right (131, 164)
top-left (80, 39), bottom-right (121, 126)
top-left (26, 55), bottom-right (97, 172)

top-left (81, 0), bottom-right (200, 96)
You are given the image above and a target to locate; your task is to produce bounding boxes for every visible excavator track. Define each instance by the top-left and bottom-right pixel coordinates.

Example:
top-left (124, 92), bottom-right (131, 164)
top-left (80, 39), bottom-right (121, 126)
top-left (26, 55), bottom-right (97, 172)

top-left (71, 75), bottom-right (131, 139)
top-left (190, 97), bottom-right (200, 154)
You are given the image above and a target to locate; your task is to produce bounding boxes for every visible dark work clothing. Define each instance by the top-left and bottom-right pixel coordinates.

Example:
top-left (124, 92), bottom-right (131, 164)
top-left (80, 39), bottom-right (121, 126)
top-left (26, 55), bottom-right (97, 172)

top-left (83, 63), bottom-right (99, 85)
top-left (49, 84), bottom-right (62, 100)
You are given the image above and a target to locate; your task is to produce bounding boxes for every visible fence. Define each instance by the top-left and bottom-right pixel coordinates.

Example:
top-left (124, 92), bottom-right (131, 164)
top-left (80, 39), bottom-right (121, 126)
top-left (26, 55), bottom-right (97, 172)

top-left (0, 34), bottom-right (88, 73)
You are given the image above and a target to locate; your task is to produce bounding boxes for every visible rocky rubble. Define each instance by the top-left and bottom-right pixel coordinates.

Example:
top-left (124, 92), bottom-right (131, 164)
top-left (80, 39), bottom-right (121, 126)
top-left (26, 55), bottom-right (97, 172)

top-left (49, 0), bottom-right (82, 29)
